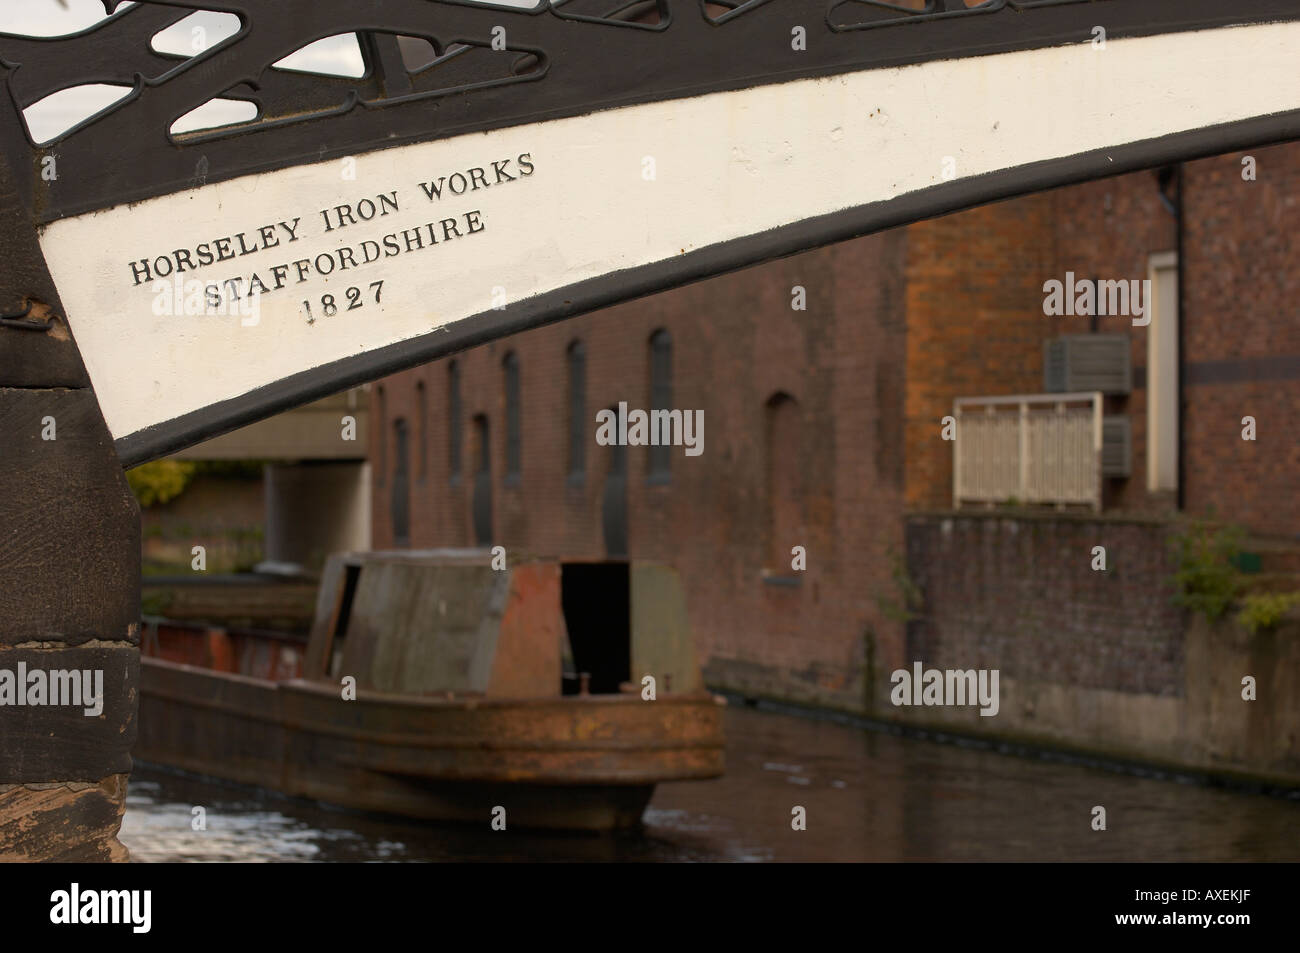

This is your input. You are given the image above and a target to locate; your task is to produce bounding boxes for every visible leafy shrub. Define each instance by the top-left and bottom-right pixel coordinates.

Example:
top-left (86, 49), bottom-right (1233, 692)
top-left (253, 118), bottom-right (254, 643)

top-left (126, 460), bottom-right (197, 508)
top-left (1168, 518), bottom-right (1244, 623)
top-left (1236, 592), bottom-right (1300, 636)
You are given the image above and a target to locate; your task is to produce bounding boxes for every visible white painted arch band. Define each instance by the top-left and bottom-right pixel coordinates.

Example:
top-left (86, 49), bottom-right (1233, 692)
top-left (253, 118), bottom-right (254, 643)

top-left (37, 20), bottom-right (1300, 446)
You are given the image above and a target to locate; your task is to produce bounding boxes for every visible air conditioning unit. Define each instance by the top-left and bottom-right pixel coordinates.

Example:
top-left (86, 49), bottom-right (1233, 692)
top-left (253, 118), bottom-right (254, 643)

top-left (1044, 335), bottom-right (1132, 395)
top-left (1102, 415), bottom-right (1131, 478)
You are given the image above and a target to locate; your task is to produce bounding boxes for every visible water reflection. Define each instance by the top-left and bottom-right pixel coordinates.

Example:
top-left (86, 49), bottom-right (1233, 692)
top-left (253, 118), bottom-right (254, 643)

top-left (121, 704), bottom-right (1300, 862)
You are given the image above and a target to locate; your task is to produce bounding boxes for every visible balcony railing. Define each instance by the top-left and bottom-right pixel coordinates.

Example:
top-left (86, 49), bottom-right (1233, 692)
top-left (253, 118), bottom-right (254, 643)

top-left (953, 392), bottom-right (1104, 512)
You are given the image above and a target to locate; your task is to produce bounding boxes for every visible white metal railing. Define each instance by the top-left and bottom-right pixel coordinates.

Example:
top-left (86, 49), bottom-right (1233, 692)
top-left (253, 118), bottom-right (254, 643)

top-left (953, 392), bottom-right (1104, 512)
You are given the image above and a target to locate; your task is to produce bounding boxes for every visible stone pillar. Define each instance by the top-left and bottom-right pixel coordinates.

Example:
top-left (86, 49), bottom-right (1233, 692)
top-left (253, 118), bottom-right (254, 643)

top-left (0, 154), bottom-right (139, 861)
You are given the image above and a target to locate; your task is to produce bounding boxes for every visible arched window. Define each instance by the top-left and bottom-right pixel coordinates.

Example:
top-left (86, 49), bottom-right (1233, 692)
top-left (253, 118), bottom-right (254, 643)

top-left (391, 417), bottom-right (410, 547)
top-left (472, 414), bottom-right (493, 546)
top-left (567, 340), bottom-right (585, 482)
top-left (415, 379), bottom-right (428, 483)
top-left (447, 360), bottom-right (462, 484)
top-left (765, 393), bottom-right (803, 573)
top-left (602, 406), bottom-right (629, 558)
top-left (647, 329), bottom-right (672, 481)
top-left (375, 385), bottom-right (387, 488)
top-left (503, 351), bottom-right (521, 482)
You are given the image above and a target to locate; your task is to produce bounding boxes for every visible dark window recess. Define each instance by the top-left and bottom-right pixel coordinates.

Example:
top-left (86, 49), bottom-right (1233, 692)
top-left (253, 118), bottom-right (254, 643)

top-left (560, 562), bottom-right (630, 695)
top-left (567, 340), bottom-right (585, 480)
top-left (416, 380), bottom-right (428, 482)
top-left (1089, 277), bottom-right (1100, 334)
top-left (448, 360), bottom-right (462, 483)
top-left (503, 351), bottom-right (521, 480)
top-left (375, 385), bottom-right (387, 488)
top-left (602, 414), bottom-right (629, 558)
top-left (390, 418), bottom-right (410, 547)
top-left (648, 329), bottom-right (672, 480)
top-left (472, 414), bottom-right (493, 546)
top-left (765, 393), bottom-right (803, 572)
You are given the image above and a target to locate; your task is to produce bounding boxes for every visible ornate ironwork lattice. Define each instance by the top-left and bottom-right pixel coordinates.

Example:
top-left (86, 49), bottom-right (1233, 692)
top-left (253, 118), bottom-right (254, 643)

top-left (3, 0), bottom-right (1298, 223)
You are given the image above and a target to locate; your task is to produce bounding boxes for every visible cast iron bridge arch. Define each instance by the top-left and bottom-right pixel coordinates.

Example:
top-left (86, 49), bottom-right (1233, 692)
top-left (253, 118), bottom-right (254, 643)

top-left (2, 0), bottom-right (1299, 859)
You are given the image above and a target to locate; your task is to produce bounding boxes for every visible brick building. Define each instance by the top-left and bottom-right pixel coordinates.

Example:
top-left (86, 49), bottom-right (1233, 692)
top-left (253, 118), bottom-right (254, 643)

top-left (368, 142), bottom-right (1300, 720)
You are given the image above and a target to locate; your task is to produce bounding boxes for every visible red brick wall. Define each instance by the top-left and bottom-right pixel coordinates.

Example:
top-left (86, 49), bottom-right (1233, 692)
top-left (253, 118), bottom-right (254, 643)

top-left (905, 513), bottom-right (1185, 698)
top-left (370, 231), bottom-right (911, 710)
top-left (903, 191), bottom-right (1058, 509)
top-left (1048, 169), bottom-right (1178, 515)
top-left (368, 142), bottom-right (1300, 714)
top-left (903, 149), bottom-right (1299, 541)
top-left (1181, 145), bottom-right (1300, 537)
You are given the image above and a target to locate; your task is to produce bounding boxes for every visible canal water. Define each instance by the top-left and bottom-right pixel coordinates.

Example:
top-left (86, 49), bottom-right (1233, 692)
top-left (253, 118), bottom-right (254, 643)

top-left (120, 703), bottom-right (1300, 862)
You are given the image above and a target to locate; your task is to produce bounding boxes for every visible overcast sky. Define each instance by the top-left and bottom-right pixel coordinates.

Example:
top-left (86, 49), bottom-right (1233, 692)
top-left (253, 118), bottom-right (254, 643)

top-left (3, 0), bottom-right (536, 143)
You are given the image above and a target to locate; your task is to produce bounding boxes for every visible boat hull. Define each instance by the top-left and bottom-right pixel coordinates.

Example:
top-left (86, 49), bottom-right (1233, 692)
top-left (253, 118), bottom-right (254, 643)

top-left (137, 657), bottom-right (724, 830)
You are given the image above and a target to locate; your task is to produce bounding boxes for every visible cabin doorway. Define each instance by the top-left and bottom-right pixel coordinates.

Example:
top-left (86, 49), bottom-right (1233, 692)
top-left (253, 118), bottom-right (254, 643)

top-left (560, 562), bottom-right (630, 695)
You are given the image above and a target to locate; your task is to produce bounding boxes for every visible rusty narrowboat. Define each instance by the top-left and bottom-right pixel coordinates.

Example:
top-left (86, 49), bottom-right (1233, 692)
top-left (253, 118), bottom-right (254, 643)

top-left (136, 551), bottom-right (725, 830)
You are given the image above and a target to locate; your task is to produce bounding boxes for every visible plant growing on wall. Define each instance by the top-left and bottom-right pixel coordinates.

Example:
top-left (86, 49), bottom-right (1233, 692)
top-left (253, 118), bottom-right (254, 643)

top-left (1237, 592), bottom-right (1300, 637)
top-left (1168, 518), bottom-right (1300, 635)
top-left (876, 547), bottom-right (924, 623)
top-left (1168, 517), bottom-right (1244, 622)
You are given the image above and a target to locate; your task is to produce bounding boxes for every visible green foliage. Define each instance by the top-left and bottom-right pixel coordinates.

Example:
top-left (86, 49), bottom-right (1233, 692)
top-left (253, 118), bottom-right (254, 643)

top-left (877, 548), bottom-right (924, 623)
top-left (126, 460), bottom-right (197, 508)
top-left (127, 459), bottom-right (265, 508)
top-left (1168, 518), bottom-right (1244, 622)
top-left (1236, 592), bottom-right (1300, 637)
top-left (1168, 518), bottom-right (1300, 638)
